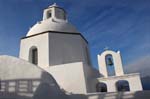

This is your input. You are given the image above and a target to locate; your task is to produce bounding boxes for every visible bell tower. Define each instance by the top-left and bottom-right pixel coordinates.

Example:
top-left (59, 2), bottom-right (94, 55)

top-left (97, 50), bottom-right (142, 92)
top-left (97, 50), bottom-right (124, 77)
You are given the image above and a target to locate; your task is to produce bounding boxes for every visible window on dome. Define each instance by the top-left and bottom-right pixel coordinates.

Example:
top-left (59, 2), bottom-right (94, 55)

top-left (48, 13), bottom-right (51, 18)
top-left (55, 8), bottom-right (66, 20)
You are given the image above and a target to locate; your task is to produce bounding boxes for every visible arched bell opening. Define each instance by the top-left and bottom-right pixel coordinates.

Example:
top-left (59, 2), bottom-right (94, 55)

top-left (96, 82), bottom-right (107, 92)
top-left (105, 54), bottom-right (115, 76)
top-left (116, 80), bottom-right (130, 92)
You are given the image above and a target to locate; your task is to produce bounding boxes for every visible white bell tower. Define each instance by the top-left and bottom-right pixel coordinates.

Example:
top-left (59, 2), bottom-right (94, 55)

top-left (97, 50), bottom-right (124, 77)
top-left (97, 50), bottom-right (143, 92)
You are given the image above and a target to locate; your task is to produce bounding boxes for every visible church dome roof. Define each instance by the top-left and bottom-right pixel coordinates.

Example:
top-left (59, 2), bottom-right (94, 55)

top-left (26, 4), bottom-right (79, 36)
top-left (27, 19), bottom-right (79, 36)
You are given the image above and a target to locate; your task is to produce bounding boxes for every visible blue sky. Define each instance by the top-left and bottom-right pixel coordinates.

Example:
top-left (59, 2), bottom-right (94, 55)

top-left (0, 0), bottom-right (150, 76)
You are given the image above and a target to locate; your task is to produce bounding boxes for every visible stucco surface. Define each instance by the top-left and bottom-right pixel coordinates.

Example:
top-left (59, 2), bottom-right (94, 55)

top-left (97, 73), bottom-right (143, 92)
top-left (27, 19), bottom-right (79, 36)
top-left (20, 33), bottom-right (49, 68)
top-left (0, 55), bottom-right (66, 99)
top-left (48, 33), bottom-right (88, 66)
top-left (98, 50), bottom-right (124, 77)
top-left (43, 62), bottom-right (88, 94)
top-left (81, 91), bottom-right (150, 99)
top-left (20, 32), bottom-right (90, 68)
top-left (27, 4), bottom-right (79, 36)
top-left (97, 50), bottom-right (142, 92)
top-left (0, 3), bottom-right (147, 99)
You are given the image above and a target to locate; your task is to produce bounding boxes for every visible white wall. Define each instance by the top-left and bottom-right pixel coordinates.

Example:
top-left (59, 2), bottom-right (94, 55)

top-left (20, 32), bottom-right (90, 68)
top-left (20, 33), bottom-right (49, 68)
top-left (0, 55), bottom-right (65, 99)
top-left (42, 62), bottom-right (88, 94)
top-left (42, 62), bottom-right (100, 94)
top-left (82, 63), bottom-right (100, 93)
top-left (97, 73), bottom-right (143, 92)
top-left (48, 33), bottom-right (87, 66)
top-left (75, 91), bottom-right (150, 99)
top-left (0, 56), bottom-right (147, 99)
top-left (19, 31), bottom-right (97, 94)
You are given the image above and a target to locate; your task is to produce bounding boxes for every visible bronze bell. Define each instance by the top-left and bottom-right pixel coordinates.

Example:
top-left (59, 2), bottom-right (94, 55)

top-left (107, 58), bottom-right (113, 66)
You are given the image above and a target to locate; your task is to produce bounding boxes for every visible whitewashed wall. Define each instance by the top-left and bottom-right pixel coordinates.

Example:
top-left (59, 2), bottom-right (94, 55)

top-left (20, 33), bottom-right (49, 68)
top-left (20, 32), bottom-right (91, 68)
top-left (43, 62), bottom-right (87, 94)
top-left (0, 55), bottom-right (66, 99)
top-left (97, 73), bottom-right (143, 92)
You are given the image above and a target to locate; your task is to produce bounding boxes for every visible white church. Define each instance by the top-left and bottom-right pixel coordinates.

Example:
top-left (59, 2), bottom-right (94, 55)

top-left (0, 3), bottom-right (148, 99)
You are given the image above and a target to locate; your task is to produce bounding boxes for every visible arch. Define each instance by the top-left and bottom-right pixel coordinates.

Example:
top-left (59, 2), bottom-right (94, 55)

top-left (29, 46), bottom-right (38, 65)
top-left (47, 10), bottom-right (52, 19)
top-left (96, 82), bottom-right (107, 92)
top-left (116, 80), bottom-right (130, 91)
top-left (101, 50), bottom-right (118, 57)
top-left (105, 54), bottom-right (115, 76)
top-left (98, 50), bottom-right (124, 77)
top-left (55, 7), bottom-right (66, 20)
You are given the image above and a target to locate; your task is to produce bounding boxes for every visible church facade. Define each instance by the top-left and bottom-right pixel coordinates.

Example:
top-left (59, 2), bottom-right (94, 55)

top-left (0, 3), bottom-right (145, 99)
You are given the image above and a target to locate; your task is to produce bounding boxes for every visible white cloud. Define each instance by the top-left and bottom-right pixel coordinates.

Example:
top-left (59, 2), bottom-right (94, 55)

top-left (124, 55), bottom-right (150, 77)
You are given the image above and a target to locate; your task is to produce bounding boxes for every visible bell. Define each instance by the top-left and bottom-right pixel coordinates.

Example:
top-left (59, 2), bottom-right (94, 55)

top-left (107, 58), bottom-right (113, 66)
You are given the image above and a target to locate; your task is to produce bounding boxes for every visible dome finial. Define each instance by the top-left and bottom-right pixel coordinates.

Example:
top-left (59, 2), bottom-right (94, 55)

top-left (104, 46), bottom-right (109, 51)
top-left (49, 3), bottom-right (58, 8)
top-left (53, 3), bottom-right (57, 6)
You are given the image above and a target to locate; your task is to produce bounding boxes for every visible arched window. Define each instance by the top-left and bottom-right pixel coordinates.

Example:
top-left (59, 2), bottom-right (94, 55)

top-left (29, 47), bottom-right (38, 65)
top-left (96, 82), bottom-right (107, 92)
top-left (105, 54), bottom-right (115, 76)
top-left (47, 10), bottom-right (52, 19)
top-left (116, 80), bottom-right (130, 91)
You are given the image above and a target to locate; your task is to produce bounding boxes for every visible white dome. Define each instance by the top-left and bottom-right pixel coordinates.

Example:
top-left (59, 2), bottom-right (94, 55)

top-left (26, 4), bottom-right (79, 36)
top-left (27, 18), bottom-right (79, 36)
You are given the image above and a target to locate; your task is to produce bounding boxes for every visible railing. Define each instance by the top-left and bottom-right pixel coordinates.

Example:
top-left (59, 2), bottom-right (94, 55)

top-left (0, 79), bottom-right (40, 96)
